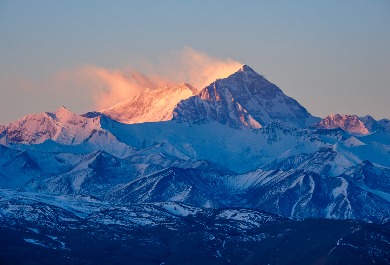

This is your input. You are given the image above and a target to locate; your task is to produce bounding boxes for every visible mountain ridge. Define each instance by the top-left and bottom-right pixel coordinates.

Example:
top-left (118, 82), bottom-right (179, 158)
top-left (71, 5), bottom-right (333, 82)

top-left (173, 65), bottom-right (320, 129)
top-left (0, 64), bottom-right (390, 263)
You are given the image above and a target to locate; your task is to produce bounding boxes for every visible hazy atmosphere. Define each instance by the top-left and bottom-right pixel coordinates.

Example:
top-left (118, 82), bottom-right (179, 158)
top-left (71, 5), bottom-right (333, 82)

top-left (1, 2), bottom-right (390, 263)
top-left (1, 0), bottom-right (389, 123)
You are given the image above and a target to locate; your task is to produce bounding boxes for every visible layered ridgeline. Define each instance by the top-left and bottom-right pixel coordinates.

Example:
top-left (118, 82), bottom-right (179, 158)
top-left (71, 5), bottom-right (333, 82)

top-left (0, 106), bottom-right (134, 157)
top-left (0, 65), bottom-right (390, 263)
top-left (100, 65), bottom-right (318, 128)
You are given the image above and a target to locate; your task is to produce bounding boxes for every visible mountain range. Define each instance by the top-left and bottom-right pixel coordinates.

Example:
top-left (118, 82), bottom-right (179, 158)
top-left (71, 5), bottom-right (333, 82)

top-left (1, 65), bottom-right (389, 264)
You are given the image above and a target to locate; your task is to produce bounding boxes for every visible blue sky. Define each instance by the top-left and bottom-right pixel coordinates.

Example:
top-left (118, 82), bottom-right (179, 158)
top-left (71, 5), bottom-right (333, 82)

top-left (1, 0), bottom-right (389, 123)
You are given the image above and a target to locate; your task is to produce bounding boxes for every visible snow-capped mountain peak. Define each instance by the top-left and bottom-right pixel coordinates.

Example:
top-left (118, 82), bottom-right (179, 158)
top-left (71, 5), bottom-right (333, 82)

top-left (173, 65), bottom-right (319, 129)
top-left (0, 107), bottom-right (135, 157)
top-left (53, 106), bottom-right (74, 121)
top-left (101, 83), bottom-right (196, 124)
top-left (360, 115), bottom-right (390, 134)
top-left (313, 114), bottom-right (369, 135)
top-left (0, 107), bottom-right (101, 145)
top-left (238, 64), bottom-right (258, 75)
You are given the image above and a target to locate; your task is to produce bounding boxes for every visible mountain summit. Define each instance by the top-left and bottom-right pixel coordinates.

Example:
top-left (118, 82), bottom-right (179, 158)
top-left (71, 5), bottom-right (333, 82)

top-left (173, 65), bottom-right (319, 129)
top-left (102, 83), bottom-right (196, 124)
top-left (313, 114), bottom-right (370, 135)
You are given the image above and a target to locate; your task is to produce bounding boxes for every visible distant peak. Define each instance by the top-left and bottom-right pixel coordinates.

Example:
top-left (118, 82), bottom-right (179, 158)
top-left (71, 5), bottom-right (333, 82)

top-left (314, 114), bottom-right (369, 135)
top-left (361, 114), bottom-right (375, 120)
top-left (327, 114), bottom-right (359, 120)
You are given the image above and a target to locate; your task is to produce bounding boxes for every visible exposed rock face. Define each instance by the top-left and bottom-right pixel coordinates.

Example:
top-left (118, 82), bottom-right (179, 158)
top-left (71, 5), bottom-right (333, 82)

top-left (313, 114), bottom-right (369, 135)
top-left (174, 65), bottom-right (319, 129)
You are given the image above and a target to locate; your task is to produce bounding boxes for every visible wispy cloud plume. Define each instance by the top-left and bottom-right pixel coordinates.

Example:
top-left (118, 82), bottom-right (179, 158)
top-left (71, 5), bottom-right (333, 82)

top-left (56, 47), bottom-right (242, 110)
top-left (56, 66), bottom-right (175, 109)
top-left (149, 47), bottom-right (242, 89)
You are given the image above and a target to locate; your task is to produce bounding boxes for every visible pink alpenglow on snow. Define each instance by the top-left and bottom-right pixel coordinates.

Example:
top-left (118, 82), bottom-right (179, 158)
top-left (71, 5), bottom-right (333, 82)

top-left (102, 84), bottom-right (197, 124)
top-left (313, 114), bottom-right (369, 135)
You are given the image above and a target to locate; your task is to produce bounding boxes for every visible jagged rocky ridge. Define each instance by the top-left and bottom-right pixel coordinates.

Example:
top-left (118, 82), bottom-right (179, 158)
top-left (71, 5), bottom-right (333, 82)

top-left (0, 65), bottom-right (390, 264)
top-left (174, 65), bottom-right (320, 129)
